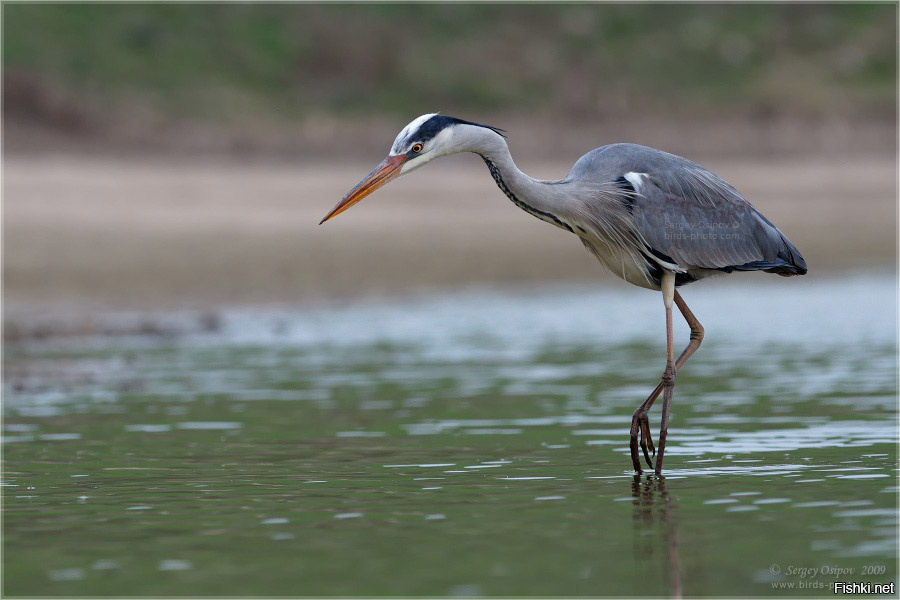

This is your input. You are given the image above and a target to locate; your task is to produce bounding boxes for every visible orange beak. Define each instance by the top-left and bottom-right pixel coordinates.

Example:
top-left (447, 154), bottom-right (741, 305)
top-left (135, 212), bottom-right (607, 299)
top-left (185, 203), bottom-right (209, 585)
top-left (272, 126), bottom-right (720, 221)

top-left (319, 154), bottom-right (407, 224)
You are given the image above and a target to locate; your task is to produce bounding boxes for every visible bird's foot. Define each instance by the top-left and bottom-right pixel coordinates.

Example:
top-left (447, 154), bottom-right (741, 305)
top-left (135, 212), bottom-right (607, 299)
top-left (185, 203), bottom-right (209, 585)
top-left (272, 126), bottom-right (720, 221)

top-left (630, 409), bottom-right (656, 472)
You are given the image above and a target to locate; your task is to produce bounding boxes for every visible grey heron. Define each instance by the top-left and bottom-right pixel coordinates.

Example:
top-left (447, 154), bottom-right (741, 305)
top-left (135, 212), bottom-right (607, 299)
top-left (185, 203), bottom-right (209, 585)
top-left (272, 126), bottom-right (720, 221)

top-left (320, 114), bottom-right (807, 474)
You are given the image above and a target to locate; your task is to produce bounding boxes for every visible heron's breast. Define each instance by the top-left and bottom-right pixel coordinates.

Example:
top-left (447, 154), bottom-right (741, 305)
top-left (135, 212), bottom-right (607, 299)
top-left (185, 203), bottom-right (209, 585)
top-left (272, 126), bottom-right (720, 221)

top-left (579, 235), bottom-right (659, 290)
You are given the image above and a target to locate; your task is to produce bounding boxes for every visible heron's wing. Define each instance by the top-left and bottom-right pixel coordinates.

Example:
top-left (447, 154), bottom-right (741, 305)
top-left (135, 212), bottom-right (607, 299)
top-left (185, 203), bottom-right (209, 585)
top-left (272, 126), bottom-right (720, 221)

top-left (628, 166), bottom-right (806, 275)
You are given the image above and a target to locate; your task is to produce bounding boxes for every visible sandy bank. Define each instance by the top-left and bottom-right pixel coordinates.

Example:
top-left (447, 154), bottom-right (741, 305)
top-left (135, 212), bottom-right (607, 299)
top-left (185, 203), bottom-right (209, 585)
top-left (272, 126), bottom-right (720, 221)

top-left (3, 153), bottom-right (896, 326)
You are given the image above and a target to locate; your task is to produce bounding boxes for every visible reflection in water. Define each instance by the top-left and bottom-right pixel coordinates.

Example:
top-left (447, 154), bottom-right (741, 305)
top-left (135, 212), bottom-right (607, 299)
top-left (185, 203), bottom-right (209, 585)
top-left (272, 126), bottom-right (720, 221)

top-left (633, 475), bottom-right (683, 599)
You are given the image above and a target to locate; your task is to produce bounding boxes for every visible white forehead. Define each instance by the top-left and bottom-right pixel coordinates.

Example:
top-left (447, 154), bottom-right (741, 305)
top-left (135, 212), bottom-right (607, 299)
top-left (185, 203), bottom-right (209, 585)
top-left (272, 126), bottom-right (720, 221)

top-left (390, 113), bottom-right (438, 155)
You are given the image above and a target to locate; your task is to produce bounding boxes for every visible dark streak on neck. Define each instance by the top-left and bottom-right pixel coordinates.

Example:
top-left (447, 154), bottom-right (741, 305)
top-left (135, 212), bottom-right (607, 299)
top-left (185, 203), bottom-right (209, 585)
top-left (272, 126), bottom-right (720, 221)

top-left (481, 156), bottom-right (573, 233)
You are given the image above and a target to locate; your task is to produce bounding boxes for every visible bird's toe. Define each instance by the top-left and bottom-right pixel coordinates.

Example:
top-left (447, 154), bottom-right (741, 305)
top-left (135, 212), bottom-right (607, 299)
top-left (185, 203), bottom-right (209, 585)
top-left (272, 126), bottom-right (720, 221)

top-left (639, 416), bottom-right (655, 468)
top-left (631, 411), bottom-right (656, 471)
top-left (629, 435), bottom-right (643, 473)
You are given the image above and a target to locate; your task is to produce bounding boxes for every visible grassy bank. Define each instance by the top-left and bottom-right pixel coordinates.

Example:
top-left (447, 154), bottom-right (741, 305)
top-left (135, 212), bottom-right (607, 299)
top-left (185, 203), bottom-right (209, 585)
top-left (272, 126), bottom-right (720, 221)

top-left (4, 3), bottom-right (896, 131)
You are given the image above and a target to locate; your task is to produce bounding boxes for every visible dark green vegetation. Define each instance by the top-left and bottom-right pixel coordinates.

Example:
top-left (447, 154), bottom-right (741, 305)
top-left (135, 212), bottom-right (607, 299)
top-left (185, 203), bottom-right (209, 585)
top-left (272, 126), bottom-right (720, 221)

top-left (4, 279), bottom-right (897, 596)
top-left (3, 3), bottom-right (896, 127)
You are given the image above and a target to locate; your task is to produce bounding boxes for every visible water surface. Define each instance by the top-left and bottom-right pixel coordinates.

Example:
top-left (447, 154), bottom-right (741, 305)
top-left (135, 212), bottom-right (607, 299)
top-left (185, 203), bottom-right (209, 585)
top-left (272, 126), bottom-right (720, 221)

top-left (4, 273), bottom-right (897, 596)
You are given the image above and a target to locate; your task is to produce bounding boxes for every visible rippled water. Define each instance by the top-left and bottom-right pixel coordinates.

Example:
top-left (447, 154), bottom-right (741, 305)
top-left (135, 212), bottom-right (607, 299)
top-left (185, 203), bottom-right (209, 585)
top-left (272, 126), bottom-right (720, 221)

top-left (3, 272), bottom-right (897, 596)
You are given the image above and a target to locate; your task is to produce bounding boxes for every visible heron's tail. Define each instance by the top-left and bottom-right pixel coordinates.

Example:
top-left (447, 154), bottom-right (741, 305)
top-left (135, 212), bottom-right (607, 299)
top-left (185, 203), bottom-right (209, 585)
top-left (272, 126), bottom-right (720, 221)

top-left (768, 234), bottom-right (806, 276)
top-left (727, 236), bottom-right (807, 277)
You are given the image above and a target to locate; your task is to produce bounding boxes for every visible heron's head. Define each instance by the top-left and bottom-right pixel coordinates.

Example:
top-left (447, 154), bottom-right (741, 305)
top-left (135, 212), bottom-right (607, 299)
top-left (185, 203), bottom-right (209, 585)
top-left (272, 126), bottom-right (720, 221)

top-left (320, 113), bottom-right (505, 224)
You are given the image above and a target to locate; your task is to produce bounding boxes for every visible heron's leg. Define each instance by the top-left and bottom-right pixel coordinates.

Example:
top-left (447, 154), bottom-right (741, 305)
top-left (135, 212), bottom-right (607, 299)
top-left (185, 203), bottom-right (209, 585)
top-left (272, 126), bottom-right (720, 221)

top-left (636, 290), bottom-right (706, 422)
top-left (630, 286), bottom-right (703, 472)
top-left (654, 275), bottom-right (677, 475)
top-left (672, 290), bottom-right (705, 367)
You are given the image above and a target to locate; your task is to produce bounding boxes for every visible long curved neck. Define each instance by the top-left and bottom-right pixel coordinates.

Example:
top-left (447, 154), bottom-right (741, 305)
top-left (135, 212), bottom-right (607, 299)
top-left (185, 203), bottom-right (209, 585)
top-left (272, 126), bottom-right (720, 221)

top-left (459, 127), bottom-right (575, 233)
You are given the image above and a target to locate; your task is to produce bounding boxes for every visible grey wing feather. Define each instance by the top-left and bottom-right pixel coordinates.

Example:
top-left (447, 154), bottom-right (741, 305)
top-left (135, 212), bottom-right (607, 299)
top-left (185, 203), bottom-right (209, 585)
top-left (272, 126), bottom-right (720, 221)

top-left (633, 166), bottom-right (806, 275)
top-left (567, 143), bottom-right (806, 278)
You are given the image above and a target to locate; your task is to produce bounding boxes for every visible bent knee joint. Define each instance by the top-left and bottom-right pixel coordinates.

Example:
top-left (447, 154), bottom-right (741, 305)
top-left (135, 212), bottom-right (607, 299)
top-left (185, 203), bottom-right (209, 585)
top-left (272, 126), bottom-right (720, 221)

top-left (661, 365), bottom-right (676, 386)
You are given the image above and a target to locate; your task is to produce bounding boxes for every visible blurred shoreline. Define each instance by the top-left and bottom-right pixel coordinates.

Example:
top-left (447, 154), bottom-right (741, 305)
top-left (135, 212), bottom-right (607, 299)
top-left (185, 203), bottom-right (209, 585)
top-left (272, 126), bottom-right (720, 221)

top-left (4, 112), bottom-right (896, 163)
top-left (4, 144), bottom-right (896, 340)
top-left (4, 4), bottom-right (896, 343)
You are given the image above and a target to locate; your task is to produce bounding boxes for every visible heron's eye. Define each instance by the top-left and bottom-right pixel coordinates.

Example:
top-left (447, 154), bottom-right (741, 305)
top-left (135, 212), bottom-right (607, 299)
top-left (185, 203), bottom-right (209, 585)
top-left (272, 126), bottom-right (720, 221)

top-left (410, 143), bottom-right (423, 153)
